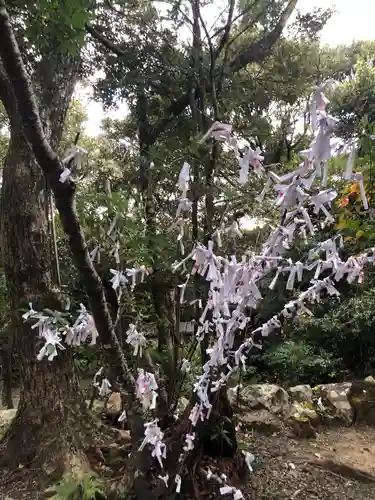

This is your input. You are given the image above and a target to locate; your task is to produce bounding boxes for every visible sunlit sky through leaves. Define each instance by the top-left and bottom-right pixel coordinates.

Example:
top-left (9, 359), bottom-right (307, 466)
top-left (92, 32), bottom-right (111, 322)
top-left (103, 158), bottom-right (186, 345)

top-left (83, 0), bottom-right (375, 136)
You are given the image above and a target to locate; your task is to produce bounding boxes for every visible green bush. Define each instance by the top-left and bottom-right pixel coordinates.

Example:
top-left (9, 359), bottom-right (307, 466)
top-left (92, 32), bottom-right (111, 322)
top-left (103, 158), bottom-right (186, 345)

top-left (260, 340), bottom-right (338, 386)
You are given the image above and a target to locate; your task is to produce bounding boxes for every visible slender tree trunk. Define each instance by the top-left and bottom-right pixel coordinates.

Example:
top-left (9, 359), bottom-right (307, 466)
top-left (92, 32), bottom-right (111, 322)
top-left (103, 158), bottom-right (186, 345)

top-left (0, 55), bottom-right (98, 474)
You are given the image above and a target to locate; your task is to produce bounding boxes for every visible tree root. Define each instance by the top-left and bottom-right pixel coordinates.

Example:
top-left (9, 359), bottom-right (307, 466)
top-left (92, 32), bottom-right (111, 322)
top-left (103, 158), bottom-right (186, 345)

top-left (307, 459), bottom-right (375, 483)
top-left (0, 404), bottom-right (124, 499)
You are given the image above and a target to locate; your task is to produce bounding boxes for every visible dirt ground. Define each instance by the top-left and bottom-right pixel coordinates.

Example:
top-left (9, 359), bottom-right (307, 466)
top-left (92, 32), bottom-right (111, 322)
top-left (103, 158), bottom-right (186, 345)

top-left (2, 389), bottom-right (375, 499)
top-left (242, 425), bottom-right (375, 499)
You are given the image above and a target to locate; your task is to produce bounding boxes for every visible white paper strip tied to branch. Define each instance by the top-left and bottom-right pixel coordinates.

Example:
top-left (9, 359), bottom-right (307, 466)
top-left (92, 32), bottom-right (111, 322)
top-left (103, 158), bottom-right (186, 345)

top-left (193, 241), bottom-right (221, 281)
top-left (139, 420), bottom-right (166, 468)
top-left (285, 260), bottom-right (304, 290)
top-left (22, 303), bottom-right (41, 322)
top-left (344, 142), bottom-right (357, 180)
top-left (205, 469), bottom-right (244, 500)
top-left (99, 378), bottom-right (111, 397)
top-left (36, 325), bottom-right (65, 361)
top-left (109, 269), bottom-right (128, 290)
top-left (93, 366), bottom-right (104, 387)
top-left (175, 474), bottom-right (182, 493)
top-left (309, 80), bottom-right (333, 131)
top-left (310, 189), bottom-right (337, 224)
top-left (125, 267), bottom-right (147, 290)
top-left (158, 473), bottom-right (169, 487)
top-left (178, 162), bottom-right (190, 195)
top-left (72, 303), bottom-right (99, 345)
top-left (183, 432), bottom-right (195, 451)
top-left (136, 369), bottom-right (158, 410)
top-left (351, 172), bottom-right (369, 210)
top-left (220, 486), bottom-right (243, 499)
top-left (126, 323), bottom-right (146, 357)
top-left (107, 213), bottom-right (120, 237)
top-left (238, 145), bottom-right (264, 184)
top-left (198, 121), bottom-right (233, 144)
top-left (275, 176), bottom-right (309, 208)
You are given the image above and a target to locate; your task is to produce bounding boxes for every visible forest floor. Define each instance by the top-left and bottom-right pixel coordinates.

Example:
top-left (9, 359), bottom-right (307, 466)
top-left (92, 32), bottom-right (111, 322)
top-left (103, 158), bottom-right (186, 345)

top-left (240, 425), bottom-right (375, 499)
top-left (1, 390), bottom-right (375, 499)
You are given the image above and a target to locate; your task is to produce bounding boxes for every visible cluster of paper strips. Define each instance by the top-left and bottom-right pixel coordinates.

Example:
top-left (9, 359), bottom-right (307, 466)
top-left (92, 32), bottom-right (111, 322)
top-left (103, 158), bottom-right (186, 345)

top-left (168, 80), bottom-right (374, 498)
top-left (125, 323), bottom-right (147, 357)
top-left (22, 302), bottom-right (98, 361)
top-left (26, 78), bottom-right (375, 498)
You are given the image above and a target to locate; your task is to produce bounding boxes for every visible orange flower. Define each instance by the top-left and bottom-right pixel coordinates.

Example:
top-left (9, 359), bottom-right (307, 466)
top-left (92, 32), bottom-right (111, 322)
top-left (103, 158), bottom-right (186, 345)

top-left (339, 197), bottom-right (349, 208)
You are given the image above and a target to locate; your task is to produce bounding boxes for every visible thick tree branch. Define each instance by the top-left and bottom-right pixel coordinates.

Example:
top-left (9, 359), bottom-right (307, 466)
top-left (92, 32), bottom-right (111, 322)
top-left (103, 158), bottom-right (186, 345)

top-left (85, 23), bottom-right (127, 56)
top-left (0, 60), bottom-right (17, 125)
top-left (85, 1), bottom-right (298, 143)
top-left (214, 0), bottom-right (235, 58)
top-left (0, 0), bottom-right (135, 395)
top-left (151, 0), bottom-right (298, 140)
top-left (229, 0), bottom-right (299, 73)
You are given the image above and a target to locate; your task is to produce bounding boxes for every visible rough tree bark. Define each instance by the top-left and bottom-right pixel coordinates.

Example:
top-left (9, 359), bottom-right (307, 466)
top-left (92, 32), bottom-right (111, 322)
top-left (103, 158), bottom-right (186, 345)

top-left (0, 50), bottom-right (103, 477)
top-left (0, 323), bottom-right (13, 409)
top-left (0, 5), bottom-right (150, 497)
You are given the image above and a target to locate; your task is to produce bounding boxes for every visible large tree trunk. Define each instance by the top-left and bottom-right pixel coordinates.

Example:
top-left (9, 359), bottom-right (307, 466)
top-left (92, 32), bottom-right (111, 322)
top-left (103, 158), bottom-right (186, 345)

top-left (0, 54), bottom-right (98, 478)
top-left (0, 324), bottom-right (13, 409)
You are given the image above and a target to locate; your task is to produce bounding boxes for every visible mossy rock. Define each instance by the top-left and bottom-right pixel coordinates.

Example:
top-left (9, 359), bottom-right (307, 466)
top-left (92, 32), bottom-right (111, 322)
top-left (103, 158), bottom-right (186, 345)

top-left (348, 381), bottom-right (375, 424)
top-left (0, 409), bottom-right (16, 435)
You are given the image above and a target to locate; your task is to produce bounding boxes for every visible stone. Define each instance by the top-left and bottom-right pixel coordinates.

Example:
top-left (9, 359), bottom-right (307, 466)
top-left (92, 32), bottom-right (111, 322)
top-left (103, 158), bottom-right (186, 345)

top-left (289, 401), bottom-right (319, 423)
top-left (348, 380), bottom-right (375, 424)
top-left (291, 418), bottom-right (317, 439)
top-left (106, 392), bottom-right (122, 413)
top-left (289, 385), bottom-right (313, 403)
top-left (0, 409), bottom-right (16, 430)
top-left (232, 384), bottom-right (290, 415)
top-left (240, 409), bottom-right (282, 435)
top-left (316, 382), bottom-right (353, 424)
top-left (117, 429), bottom-right (131, 444)
top-left (288, 401), bottom-right (319, 438)
top-left (365, 376), bottom-right (375, 384)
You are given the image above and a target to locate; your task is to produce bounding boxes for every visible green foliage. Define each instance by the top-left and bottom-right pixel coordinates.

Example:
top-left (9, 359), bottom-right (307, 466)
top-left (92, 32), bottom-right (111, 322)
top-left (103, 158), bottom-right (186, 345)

top-left (51, 474), bottom-right (106, 500)
top-left (260, 340), bottom-right (338, 386)
top-left (332, 57), bottom-right (375, 137)
top-left (10, 0), bottom-right (93, 56)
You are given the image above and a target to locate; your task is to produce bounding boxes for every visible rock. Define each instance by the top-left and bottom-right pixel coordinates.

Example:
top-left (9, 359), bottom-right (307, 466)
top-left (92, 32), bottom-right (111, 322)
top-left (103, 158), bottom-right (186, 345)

top-left (240, 409), bottom-right (282, 435)
top-left (289, 385), bottom-right (313, 403)
top-left (117, 429), bottom-right (131, 444)
top-left (291, 418), bottom-right (317, 439)
top-left (232, 384), bottom-right (290, 415)
top-left (289, 402), bottom-right (319, 438)
top-left (316, 382), bottom-right (353, 424)
top-left (365, 376), bottom-right (375, 384)
top-left (348, 380), bottom-right (375, 424)
top-left (289, 402), bottom-right (319, 423)
top-left (106, 392), bottom-right (122, 413)
top-left (0, 409), bottom-right (16, 432)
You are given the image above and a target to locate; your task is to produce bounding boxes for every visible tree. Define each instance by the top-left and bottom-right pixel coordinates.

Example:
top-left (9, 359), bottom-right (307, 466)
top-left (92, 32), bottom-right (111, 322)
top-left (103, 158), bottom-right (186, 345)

top-left (1, 0), bottom-right (374, 498)
top-left (0, 0), bottom-right (305, 494)
top-left (0, 0), bottom-right (109, 484)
